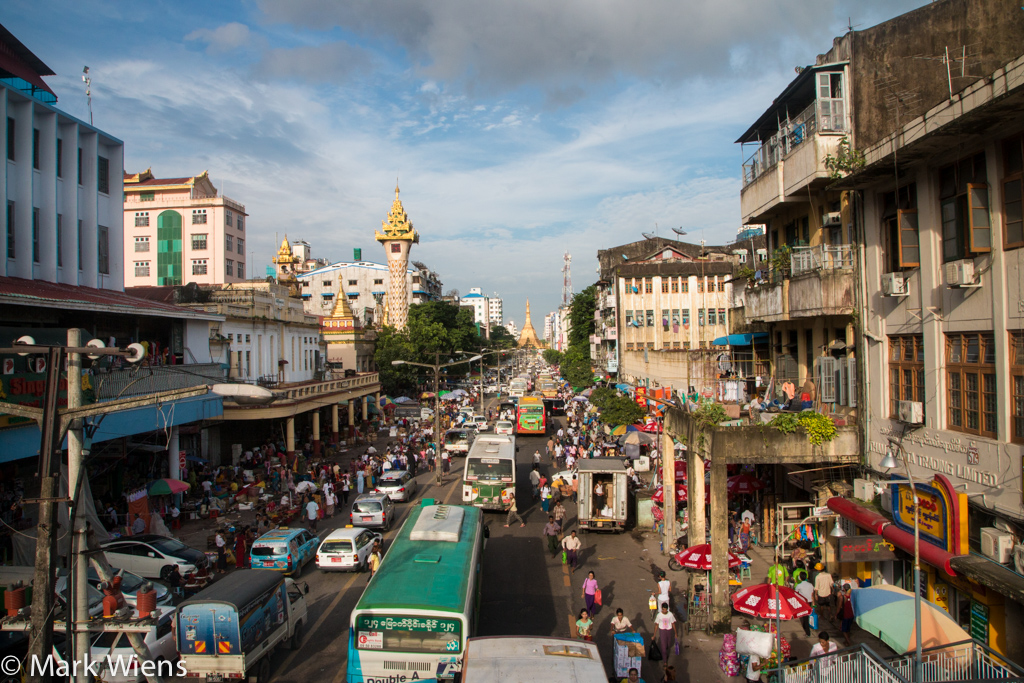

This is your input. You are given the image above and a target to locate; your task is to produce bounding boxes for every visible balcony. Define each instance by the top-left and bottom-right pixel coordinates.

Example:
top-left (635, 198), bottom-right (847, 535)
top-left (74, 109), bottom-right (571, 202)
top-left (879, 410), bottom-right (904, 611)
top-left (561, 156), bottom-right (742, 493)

top-left (744, 280), bottom-right (788, 323)
top-left (788, 244), bottom-right (857, 318)
top-left (790, 244), bottom-right (853, 276)
top-left (740, 102), bottom-right (846, 223)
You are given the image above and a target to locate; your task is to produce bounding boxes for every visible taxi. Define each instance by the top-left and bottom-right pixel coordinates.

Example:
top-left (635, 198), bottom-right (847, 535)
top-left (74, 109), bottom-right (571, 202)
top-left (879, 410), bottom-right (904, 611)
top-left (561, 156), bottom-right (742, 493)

top-left (249, 527), bottom-right (319, 578)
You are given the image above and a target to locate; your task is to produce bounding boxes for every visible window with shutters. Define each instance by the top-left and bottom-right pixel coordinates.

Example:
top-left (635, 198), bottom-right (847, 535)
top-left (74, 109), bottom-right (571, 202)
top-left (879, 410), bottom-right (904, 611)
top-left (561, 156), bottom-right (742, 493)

top-left (946, 332), bottom-right (996, 438)
top-left (661, 280), bottom-right (669, 293)
top-left (698, 309), bottom-right (705, 326)
top-left (1011, 331), bottom-right (1024, 444)
top-left (817, 71), bottom-right (846, 132)
top-left (645, 310), bottom-right (654, 327)
top-left (1002, 135), bottom-right (1024, 249)
top-left (939, 153), bottom-right (990, 262)
top-left (816, 356), bottom-right (837, 403)
top-left (888, 335), bottom-right (924, 418)
top-left (624, 310), bottom-right (632, 326)
top-left (681, 309), bottom-right (689, 325)
top-left (662, 309), bottom-right (670, 331)
top-left (717, 308), bottom-right (726, 326)
top-left (671, 279), bottom-right (679, 293)
top-left (681, 281), bottom-right (689, 293)
top-left (882, 185), bottom-right (918, 271)
top-left (644, 278), bottom-right (653, 294)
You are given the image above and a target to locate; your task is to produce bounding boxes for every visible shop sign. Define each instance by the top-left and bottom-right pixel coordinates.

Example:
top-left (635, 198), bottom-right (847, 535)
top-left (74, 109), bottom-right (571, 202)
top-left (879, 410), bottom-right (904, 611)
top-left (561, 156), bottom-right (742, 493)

top-left (0, 370), bottom-right (95, 429)
top-left (970, 601), bottom-right (989, 642)
top-left (838, 535), bottom-right (896, 563)
top-left (892, 482), bottom-right (948, 550)
top-left (933, 583), bottom-right (950, 613)
top-left (635, 386), bottom-right (647, 407)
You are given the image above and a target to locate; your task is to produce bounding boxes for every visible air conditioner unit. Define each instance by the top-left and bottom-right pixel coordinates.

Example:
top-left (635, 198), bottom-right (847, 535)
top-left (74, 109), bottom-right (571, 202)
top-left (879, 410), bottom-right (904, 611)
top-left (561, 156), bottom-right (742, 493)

top-left (881, 272), bottom-right (909, 296)
top-left (980, 527), bottom-right (1014, 564)
top-left (822, 211), bottom-right (842, 227)
top-left (897, 400), bottom-right (924, 425)
top-left (1013, 544), bottom-right (1024, 575)
top-left (853, 478), bottom-right (876, 503)
top-left (880, 488), bottom-right (893, 514)
top-left (945, 259), bottom-right (979, 287)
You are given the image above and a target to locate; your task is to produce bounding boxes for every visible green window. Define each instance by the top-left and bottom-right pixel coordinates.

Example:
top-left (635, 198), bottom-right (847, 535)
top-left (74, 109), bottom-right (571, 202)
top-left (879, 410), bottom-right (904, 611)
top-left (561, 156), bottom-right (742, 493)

top-left (157, 210), bottom-right (183, 285)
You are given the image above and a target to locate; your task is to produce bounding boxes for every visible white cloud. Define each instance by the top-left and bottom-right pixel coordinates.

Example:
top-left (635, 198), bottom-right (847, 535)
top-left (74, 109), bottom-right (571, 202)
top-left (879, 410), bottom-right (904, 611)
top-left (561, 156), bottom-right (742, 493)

top-left (184, 22), bottom-right (255, 54)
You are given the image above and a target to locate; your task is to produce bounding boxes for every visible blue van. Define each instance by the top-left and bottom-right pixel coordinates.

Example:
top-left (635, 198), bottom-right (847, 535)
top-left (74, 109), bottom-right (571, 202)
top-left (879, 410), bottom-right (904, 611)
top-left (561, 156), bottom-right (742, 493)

top-left (250, 528), bottom-right (319, 577)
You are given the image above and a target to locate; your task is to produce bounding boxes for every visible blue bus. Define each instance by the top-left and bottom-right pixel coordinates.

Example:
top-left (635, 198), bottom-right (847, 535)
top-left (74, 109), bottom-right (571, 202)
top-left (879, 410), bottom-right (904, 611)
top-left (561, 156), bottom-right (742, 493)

top-left (346, 502), bottom-right (484, 682)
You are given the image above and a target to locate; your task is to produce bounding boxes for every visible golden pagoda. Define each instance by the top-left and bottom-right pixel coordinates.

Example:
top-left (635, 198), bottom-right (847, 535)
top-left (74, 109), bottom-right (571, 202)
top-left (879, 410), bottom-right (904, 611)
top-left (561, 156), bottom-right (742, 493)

top-left (375, 186), bottom-right (419, 330)
top-left (517, 299), bottom-right (542, 348)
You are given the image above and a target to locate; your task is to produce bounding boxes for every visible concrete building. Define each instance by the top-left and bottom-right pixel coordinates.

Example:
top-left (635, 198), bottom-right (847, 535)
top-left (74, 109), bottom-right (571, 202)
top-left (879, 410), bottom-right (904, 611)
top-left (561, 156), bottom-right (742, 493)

top-left (296, 257), bottom-right (442, 326)
top-left (505, 320), bottom-right (518, 339)
top-left (123, 169), bottom-right (247, 286)
top-left (488, 296), bottom-right (503, 326)
top-left (461, 287), bottom-right (490, 326)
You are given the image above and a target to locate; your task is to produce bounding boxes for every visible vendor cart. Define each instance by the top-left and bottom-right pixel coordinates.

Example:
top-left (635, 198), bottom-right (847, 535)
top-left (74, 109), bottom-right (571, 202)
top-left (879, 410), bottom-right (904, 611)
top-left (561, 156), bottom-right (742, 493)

top-left (613, 632), bottom-right (644, 678)
top-left (683, 572), bottom-right (710, 635)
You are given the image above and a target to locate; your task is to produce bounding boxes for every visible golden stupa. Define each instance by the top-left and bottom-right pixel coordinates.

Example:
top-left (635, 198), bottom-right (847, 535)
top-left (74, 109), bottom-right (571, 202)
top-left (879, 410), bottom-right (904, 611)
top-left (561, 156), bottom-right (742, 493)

top-left (517, 299), bottom-right (542, 348)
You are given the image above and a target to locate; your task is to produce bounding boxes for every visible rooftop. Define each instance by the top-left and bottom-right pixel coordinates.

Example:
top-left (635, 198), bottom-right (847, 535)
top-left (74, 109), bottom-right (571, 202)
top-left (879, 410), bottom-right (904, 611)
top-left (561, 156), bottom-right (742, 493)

top-left (0, 23), bottom-right (56, 103)
top-left (0, 278), bottom-right (223, 321)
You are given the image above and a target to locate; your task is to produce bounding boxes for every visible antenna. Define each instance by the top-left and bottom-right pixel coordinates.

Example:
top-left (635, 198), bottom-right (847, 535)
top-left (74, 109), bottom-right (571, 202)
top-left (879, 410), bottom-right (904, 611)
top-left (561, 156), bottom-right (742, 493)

top-left (82, 66), bottom-right (92, 125)
top-left (561, 252), bottom-right (573, 307)
top-left (911, 44), bottom-right (982, 99)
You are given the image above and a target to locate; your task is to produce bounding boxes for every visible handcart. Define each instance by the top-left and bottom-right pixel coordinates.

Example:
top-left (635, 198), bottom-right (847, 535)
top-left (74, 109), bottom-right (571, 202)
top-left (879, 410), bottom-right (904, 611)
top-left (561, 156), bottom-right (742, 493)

top-left (613, 632), bottom-right (644, 678)
top-left (683, 572), bottom-right (710, 635)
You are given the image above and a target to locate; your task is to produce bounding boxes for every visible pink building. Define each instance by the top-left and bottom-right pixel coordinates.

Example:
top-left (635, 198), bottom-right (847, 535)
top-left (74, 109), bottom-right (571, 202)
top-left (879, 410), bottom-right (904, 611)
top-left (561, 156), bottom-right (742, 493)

top-left (123, 169), bottom-right (247, 286)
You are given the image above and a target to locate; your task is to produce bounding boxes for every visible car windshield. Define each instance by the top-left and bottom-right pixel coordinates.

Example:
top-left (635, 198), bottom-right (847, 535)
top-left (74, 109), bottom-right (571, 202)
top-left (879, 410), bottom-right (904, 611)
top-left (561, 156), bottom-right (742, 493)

top-left (148, 538), bottom-right (188, 555)
top-left (251, 545), bottom-right (287, 556)
top-left (320, 540), bottom-right (354, 553)
top-left (354, 501), bottom-right (382, 513)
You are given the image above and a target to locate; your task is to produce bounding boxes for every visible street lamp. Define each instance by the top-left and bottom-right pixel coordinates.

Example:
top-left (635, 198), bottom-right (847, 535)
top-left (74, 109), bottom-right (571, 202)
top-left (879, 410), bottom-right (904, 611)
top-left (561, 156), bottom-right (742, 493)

top-left (880, 444), bottom-right (923, 683)
top-left (393, 353), bottom-right (481, 485)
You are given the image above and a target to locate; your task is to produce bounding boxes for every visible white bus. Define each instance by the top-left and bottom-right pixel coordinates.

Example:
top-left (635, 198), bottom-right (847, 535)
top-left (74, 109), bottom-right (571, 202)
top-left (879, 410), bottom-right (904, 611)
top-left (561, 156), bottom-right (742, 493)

top-left (461, 636), bottom-right (608, 682)
top-left (462, 435), bottom-right (517, 511)
top-left (508, 377), bottom-right (528, 398)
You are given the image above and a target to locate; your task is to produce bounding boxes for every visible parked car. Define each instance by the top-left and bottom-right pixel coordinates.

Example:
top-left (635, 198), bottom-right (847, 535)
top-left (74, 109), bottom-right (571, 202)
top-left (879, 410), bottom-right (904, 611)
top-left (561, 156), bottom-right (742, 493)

top-left (250, 528), bottom-right (319, 578)
top-left (350, 492), bottom-right (396, 530)
top-left (494, 420), bottom-right (514, 436)
top-left (315, 527), bottom-right (382, 572)
top-left (375, 470), bottom-right (419, 502)
top-left (100, 535), bottom-right (208, 581)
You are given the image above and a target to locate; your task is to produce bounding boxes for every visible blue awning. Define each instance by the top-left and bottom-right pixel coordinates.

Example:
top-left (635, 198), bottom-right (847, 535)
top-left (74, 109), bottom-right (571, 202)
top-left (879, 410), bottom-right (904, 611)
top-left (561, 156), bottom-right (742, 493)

top-left (712, 333), bottom-right (769, 347)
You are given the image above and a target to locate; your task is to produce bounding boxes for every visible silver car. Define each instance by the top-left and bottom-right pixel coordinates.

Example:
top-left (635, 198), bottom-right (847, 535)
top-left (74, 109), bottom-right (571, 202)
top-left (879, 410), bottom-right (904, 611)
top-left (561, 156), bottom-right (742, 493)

top-left (375, 470), bottom-right (418, 502)
top-left (350, 492), bottom-right (397, 530)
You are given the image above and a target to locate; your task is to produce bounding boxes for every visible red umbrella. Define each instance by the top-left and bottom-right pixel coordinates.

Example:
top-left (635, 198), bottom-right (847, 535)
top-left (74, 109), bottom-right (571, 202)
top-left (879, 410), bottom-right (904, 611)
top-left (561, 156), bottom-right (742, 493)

top-left (670, 543), bottom-right (742, 570)
top-left (637, 422), bottom-right (661, 433)
top-left (727, 474), bottom-right (766, 496)
top-left (651, 483), bottom-right (687, 504)
top-left (731, 583), bottom-right (812, 620)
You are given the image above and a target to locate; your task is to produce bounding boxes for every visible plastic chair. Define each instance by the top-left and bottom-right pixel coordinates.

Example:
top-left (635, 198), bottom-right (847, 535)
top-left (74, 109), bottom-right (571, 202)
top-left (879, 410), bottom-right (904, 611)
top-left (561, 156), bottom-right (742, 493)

top-left (740, 562), bottom-right (752, 580)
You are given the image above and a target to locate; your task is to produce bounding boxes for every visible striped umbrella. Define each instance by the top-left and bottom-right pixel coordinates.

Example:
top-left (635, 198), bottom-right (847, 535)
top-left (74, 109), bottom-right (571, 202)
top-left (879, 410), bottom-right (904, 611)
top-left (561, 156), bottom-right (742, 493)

top-left (851, 585), bottom-right (971, 654)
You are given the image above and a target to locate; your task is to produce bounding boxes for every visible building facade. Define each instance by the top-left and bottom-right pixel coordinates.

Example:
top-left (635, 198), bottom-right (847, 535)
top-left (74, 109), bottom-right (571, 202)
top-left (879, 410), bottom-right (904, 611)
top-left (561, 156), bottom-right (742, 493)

top-left (123, 169), bottom-right (247, 287)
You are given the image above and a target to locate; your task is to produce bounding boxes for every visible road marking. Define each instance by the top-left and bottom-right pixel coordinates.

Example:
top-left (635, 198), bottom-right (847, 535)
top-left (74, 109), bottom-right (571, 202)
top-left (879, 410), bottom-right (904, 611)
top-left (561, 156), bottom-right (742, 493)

top-left (275, 569), bottom-right (361, 679)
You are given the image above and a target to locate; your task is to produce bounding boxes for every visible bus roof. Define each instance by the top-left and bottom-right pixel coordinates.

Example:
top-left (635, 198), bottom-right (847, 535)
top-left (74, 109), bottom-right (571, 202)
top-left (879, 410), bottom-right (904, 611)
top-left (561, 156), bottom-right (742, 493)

top-left (467, 436), bottom-right (516, 460)
top-left (462, 637), bottom-right (606, 682)
top-left (356, 503), bottom-right (482, 614)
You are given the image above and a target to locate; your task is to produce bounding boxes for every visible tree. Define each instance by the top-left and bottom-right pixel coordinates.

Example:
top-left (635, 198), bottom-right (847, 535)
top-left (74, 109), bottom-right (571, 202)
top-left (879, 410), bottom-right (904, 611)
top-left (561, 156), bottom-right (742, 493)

top-left (568, 285), bottom-right (596, 349)
top-left (597, 395), bottom-right (645, 425)
top-left (542, 349), bottom-right (564, 366)
top-left (489, 325), bottom-right (516, 349)
top-left (373, 326), bottom-right (417, 395)
top-left (561, 346), bottom-right (593, 388)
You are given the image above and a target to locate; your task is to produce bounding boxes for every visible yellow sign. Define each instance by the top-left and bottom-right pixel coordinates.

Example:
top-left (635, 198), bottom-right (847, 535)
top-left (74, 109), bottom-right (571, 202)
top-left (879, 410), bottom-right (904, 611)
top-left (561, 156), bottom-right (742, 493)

top-left (896, 485), bottom-right (947, 547)
top-left (933, 583), bottom-right (950, 613)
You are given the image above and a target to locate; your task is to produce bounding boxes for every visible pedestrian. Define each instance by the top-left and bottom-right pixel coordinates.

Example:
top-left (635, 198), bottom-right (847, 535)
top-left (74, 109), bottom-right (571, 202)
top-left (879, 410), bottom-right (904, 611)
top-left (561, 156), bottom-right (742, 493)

top-left (324, 488), bottom-right (336, 518)
top-left (654, 602), bottom-right (679, 663)
top-left (368, 542), bottom-right (382, 576)
top-left (837, 584), bottom-right (855, 646)
top-left (571, 475), bottom-right (579, 503)
top-left (744, 651), bottom-right (762, 683)
top-left (131, 513), bottom-right (146, 535)
top-left (621, 668), bottom-right (644, 683)
top-left (215, 530), bottom-right (227, 574)
top-left (553, 499), bottom-right (567, 531)
top-left (305, 497), bottom-right (319, 532)
top-left (562, 530), bottom-right (581, 573)
top-left (341, 474), bottom-right (350, 506)
top-left (356, 468), bottom-right (365, 494)
top-left (543, 515), bottom-right (560, 556)
top-left (795, 574), bottom-right (815, 637)
top-left (809, 630), bottom-right (839, 676)
top-left (540, 484), bottom-right (552, 513)
top-left (653, 570), bottom-right (671, 610)
top-left (504, 493), bottom-right (525, 528)
top-left (529, 467), bottom-right (541, 500)
top-left (575, 608), bottom-right (593, 641)
top-left (812, 563), bottom-right (834, 619)
top-left (234, 528), bottom-right (248, 569)
top-left (610, 608), bottom-right (633, 634)
top-left (581, 571), bottom-right (599, 615)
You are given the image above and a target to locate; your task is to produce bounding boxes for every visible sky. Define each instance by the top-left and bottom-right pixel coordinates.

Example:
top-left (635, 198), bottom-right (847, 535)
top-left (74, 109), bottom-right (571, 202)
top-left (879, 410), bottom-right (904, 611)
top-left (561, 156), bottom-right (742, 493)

top-left (6, 0), bottom-right (928, 330)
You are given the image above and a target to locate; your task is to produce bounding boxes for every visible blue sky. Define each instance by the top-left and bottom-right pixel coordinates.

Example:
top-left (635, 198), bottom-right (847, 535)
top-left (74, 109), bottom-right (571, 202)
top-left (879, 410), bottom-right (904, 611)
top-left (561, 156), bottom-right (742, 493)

top-left (6, 0), bottom-right (927, 329)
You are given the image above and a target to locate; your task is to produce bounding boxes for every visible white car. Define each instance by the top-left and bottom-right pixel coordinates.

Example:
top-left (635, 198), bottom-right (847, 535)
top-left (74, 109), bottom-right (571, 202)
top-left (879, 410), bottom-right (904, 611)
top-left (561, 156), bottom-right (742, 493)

top-left (316, 527), bottom-right (382, 572)
top-left (494, 420), bottom-right (514, 436)
top-left (375, 470), bottom-right (419, 502)
top-left (470, 415), bottom-right (490, 432)
top-left (100, 535), bottom-right (208, 580)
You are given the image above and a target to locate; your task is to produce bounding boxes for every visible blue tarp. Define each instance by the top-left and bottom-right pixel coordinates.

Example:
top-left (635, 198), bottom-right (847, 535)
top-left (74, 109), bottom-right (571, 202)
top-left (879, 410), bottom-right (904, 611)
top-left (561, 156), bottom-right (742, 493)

top-left (711, 332), bottom-right (770, 346)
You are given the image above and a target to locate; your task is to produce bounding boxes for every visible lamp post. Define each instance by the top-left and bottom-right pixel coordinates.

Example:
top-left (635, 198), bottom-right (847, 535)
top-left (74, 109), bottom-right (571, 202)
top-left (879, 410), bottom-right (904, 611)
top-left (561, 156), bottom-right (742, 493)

top-left (393, 353), bottom-right (481, 485)
top-left (880, 445), bottom-right (923, 683)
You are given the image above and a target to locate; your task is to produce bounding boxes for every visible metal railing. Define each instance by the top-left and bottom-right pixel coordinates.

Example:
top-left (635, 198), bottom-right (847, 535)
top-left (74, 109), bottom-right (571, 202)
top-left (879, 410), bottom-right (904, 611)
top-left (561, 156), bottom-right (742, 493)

top-left (887, 639), bottom-right (1024, 682)
top-left (790, 244), bottom-right (855, 276)
top-left (272, 372), bottom-right (380, 402)
top-left (742, 102), bottom-right (821, 187)
top-left (779, 644), bottom-right (909, 683)
top-left (95, 363), bottom-right (225, 400)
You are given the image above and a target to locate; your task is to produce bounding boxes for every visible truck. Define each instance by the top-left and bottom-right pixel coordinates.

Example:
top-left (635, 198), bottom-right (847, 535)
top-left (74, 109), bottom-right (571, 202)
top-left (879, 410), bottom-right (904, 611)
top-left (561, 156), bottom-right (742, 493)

top-left (177, 569), bottom-right (308, 683)
top-left (576, 459), bottom-right (631, 533)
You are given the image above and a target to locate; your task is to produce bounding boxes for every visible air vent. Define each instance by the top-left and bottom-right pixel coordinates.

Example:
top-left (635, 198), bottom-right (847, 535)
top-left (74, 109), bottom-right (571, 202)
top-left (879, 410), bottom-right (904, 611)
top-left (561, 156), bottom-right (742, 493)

top-left (410, 505), bottom-right (464, 542)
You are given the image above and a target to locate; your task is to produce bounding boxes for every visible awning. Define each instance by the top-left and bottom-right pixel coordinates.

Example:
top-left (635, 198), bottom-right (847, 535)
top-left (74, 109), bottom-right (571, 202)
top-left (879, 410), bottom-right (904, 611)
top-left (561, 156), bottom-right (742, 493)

top-left (827, 497), bottom-right (957, 577)
top-left (950, 554), bottom-right (1024, 604)
top-left (712, 332), bottom-right (770, 347)
top-left (615, 383), bottom-right (633, 393)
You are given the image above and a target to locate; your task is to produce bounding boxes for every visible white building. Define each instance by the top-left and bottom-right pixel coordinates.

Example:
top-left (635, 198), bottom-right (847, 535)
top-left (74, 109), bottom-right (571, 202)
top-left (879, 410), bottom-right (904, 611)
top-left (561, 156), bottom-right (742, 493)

top-left (461, 287), bottom-right (490, 326)
top-left (488, 296), bottom-right (503, 326)
top-left (505, 321), bottom-right (518, 338)
top-left (296, 259), bottom-right (442, 325)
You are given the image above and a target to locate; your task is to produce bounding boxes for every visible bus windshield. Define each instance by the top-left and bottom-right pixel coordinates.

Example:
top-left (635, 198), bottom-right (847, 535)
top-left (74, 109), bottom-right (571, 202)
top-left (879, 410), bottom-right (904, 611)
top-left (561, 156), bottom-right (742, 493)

top-left (465, 458), bottom-right (513, 482)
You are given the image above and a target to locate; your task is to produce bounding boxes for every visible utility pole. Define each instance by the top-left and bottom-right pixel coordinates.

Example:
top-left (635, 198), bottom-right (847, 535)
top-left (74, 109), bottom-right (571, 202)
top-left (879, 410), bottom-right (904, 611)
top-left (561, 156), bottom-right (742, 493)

top-left (67, 328), bottom-right (91, 683)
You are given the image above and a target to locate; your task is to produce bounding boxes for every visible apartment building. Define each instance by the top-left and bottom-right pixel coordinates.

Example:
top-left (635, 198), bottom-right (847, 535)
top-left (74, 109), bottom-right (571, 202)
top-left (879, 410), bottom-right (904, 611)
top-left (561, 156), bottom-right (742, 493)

top-left (123, 169), bottom-right (247, 286)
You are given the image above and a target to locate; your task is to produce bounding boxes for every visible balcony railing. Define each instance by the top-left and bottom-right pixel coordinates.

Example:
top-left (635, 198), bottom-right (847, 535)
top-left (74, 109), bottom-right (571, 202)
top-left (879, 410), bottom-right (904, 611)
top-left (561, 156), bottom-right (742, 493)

top-left (742, 102), bottom-right (821, 187)
top-left (887, 639), bottom-right (1024, 682)
top-left (95, 363), bottom-right (226, 400)
top-left (791, 244), bottom-right (855, 276)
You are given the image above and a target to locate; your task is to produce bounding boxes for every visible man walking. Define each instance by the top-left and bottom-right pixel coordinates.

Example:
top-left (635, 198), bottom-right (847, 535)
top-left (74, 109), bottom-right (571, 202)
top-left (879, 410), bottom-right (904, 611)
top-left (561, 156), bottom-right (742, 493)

top-left (562, 530), bottom-right (581, 573)
top-left (795, 574), bottom-right (815, 637)
top-left (504, 493), bottom-right (525, 528)
top-left (543, 515), bottom-right (560, 556)
top-left (305, 497), bottom-right (319, 531)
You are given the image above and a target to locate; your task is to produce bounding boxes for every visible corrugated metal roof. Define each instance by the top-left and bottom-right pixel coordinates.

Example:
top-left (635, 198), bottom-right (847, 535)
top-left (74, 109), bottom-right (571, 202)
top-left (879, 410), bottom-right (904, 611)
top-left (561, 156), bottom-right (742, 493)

top-left (0, 277), bottom-right (223, 320)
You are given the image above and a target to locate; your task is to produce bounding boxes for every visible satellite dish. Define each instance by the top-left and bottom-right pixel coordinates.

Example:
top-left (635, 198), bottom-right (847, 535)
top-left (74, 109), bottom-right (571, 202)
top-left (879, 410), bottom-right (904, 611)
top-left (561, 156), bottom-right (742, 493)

top-left (642, 232), bottom-right (656, 240)
top-left (125, 343), bottom-right (146, 364)
top-left (15, 335), bottom-right (36, 356)
top-left (672, 227), bottom-right (688, 236)
top-left (86, 338), bottom-right (106, 360)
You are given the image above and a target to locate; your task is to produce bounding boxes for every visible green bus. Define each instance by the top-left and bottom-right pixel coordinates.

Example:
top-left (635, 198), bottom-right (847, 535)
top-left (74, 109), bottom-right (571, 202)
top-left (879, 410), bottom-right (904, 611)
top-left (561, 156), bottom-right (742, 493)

top-left (516, 396), bottom-right (546, 435)
top-left (346, 503), bottom-right (484, 682)
top-left (461, 435), bottom-right (517, 510)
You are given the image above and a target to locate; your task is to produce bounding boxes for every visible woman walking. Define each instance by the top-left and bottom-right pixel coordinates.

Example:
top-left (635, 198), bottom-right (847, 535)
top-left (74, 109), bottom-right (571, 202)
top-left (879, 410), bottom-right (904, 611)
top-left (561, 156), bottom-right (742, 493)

top-left (575, 609), bottom-right (594, 641)
top-left (582, 571), bottom-right (599, 615)
top-left (654, 602), bottom-right (679, 662)
top-left (504, 493), bottom-right (525, 528)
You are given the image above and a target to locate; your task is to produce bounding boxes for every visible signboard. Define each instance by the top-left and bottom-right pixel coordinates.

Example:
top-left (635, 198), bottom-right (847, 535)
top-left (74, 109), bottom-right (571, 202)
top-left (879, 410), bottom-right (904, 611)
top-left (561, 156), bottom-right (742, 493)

top-left (355, 615), bottom-right (460, 634)
top-left (0, 370), bottom-right (95, 429)
top-left (635, 386), bottom-right (647, 407)
top-left (357, 631), bottom-right (383, 650)
top-left (891, 482), bottom-right (948, 550)
top-left (179, 450), bottom-right (187, 471)
top-left (970, 600), bottom-right (989, 642)
top-left (838, 535), bottom-right (897, 563)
